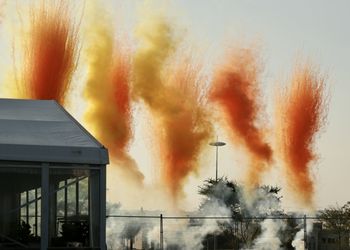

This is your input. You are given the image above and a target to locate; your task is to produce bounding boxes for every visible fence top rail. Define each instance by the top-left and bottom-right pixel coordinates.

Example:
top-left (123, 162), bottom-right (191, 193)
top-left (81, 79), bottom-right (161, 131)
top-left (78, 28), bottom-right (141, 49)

top-left (106, 214), bottom-right (330, 220)
top-left (106, 215), bottom-right (160, 219)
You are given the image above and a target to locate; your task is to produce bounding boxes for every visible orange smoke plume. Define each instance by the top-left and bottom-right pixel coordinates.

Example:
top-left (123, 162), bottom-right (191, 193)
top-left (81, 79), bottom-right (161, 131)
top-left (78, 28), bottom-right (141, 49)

top-left (160, 57), bottom-right (213, 200)
top-left (22, 2), bottom-right (79, 104)
top-left (133, 13), bottom-right (212, 200)
top-left (210, 47), bottom-right (272, 189)
top-left (276, 62), bottom-right (328, 207)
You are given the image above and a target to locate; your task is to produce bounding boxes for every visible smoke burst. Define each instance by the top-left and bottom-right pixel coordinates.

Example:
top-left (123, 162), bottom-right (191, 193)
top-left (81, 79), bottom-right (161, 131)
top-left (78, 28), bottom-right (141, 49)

top-left (21, 1), bottom-right (79, 104)
top-left (83, 4), bottom-right (143, 183)
top-left (133, 13), bottom-right (212, 202)
top-left (210, 47), bottom-right (273, 189)
top-left (276, 62), bottom-right (328, 207)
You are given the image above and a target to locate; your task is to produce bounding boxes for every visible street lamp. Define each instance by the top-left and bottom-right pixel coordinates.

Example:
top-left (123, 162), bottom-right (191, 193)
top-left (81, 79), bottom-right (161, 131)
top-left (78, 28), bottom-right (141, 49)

top-left (209, 138), bottom-right (226, 182)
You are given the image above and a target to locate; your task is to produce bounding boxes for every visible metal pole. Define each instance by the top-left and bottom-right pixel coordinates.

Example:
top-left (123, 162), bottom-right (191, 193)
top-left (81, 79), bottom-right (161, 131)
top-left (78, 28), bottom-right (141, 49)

top-left (64, 179), bottom-right (68, 223)
top-left (160, 214), bottom-right (164, 250)
top-left (41, 166), bottom-right (49, 250)
top-left (99, 166), bottom-right (107, 250)
top-left (214, 233), bottom-right (217, 250)
top-left (26, 191), bottom-right (29, 224)
top-left (34, 188), bottom-right (38, 236)
top-left (209, 140), bottom-right (226, 182)
top-left (304, 214), bottom-right (307, 250)
top-left (76, 177), bottom-right (79, 215)
top-left (215, 146), bottom-right (218, 181)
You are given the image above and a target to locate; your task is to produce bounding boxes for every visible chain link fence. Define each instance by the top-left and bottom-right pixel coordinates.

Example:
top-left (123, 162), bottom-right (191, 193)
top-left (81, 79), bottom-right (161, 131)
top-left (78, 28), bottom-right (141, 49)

top-left (105, 214), bottom-right (350, 250)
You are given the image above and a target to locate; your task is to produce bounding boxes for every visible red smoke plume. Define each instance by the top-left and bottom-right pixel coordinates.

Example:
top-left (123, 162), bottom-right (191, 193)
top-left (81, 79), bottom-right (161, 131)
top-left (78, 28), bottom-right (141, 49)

top-left (210, 48), bottom-right (272, 189)
top-left (110, 52), bottom-right (133, 156)
top-left (110, 50), bottom-right (144, 183)
top-left (276, 63), bottom-right (327, 207)
top-left (24, 2), bottom-right (78, 104)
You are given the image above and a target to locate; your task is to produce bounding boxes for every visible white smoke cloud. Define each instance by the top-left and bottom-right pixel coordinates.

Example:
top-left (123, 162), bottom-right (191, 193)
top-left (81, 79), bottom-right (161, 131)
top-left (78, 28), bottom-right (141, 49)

top-left (252, 219), bottom-right (286, 250)
top-left (106, 203), bottom-right (160, 250)
top-left (105, 183), bottom-right (304, 250)
top-left (291, 229), bottom-right (304, 250)
top-left (291, 218), bottom-right (313, 250)
top-left (149, 199), bottom-right (231, 249)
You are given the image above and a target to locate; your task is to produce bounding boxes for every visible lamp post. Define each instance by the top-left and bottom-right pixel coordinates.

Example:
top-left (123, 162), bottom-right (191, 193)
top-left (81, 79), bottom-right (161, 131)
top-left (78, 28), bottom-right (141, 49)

top-left (209, 138), bottom-right (226, 250)
top-left (209, 139), bottom-right (226, 182)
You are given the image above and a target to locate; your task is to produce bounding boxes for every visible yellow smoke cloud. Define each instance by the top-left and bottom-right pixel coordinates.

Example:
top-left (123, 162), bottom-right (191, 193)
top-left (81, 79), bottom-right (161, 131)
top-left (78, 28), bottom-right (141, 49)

top-left (133, 12), bottom-right (176, 110)
top-left (83, 2), bottom-right (114, 138)
top-left (83, 2), bottom-right (143, 186)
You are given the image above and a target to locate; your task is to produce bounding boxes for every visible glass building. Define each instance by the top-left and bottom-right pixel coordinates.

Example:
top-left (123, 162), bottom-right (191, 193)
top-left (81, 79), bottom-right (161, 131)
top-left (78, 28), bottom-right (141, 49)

top-left (0, 99), bottom-right (109, 249)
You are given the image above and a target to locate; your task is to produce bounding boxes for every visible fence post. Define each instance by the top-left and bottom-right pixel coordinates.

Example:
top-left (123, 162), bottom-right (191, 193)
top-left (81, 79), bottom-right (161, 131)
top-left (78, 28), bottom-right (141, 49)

top-left (160, 214), bottom-right (164, 250)
top-left (214, 233), bottom-right (217, 250)
top-left (304, 214), bottom-right (307, 250)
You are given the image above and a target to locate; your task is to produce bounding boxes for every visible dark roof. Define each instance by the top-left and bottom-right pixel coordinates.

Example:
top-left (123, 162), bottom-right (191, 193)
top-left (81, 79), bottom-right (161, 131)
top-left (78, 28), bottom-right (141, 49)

top-left (0, 99), bottom-right (109, 165)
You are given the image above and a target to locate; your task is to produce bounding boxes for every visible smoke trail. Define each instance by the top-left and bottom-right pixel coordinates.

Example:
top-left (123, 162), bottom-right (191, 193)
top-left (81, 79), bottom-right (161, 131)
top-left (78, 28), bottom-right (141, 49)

top-left (276, 62), bottom-right (328, 207)
top-left (20, 1), bottom-right (79, 104)
top-left (133, 13), bottom-right (212, 201)
top-left (83, 3), bottom-right (143, 184)
top-left (210, 47), bottom-right (272, 189)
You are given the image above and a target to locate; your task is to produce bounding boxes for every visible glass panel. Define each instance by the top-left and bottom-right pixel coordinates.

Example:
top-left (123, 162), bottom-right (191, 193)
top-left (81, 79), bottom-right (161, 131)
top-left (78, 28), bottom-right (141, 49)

top-left (79, 178), bottom-right (89, 215)
top-left (67, 178), bottom-right (76, 216)
top-left (49, 167), bottom-right (98, 248)
top-left (36, 188), bottom-right (41, 236)
top-left (0, 166), bottom-right (41, 249)
top-left (57, 182), bottom-right (65, 217)
top-left (28, 189), bottom-right (36, 232)
top-left (20, 192), bottom-right (27, 223)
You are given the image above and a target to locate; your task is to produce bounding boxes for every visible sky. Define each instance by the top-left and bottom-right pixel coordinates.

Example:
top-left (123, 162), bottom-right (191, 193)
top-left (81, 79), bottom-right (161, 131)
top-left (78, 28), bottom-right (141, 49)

top-left (0, 0), bottom-right (349, 212)
top-left (165, 0), bottom-right (350, 211)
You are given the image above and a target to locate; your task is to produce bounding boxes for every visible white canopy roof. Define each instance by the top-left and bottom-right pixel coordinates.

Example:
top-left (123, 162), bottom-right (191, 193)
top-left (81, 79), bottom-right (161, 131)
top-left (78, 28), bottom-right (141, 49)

top-left (0, 99), bottom-right (109, 165)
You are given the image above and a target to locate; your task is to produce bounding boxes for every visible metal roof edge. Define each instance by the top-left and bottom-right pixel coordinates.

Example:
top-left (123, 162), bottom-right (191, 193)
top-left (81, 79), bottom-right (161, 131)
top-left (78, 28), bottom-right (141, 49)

top-left (52, 101), bottom-right (106, 148)
top-left (0, 144), bottom-right (109, 165)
